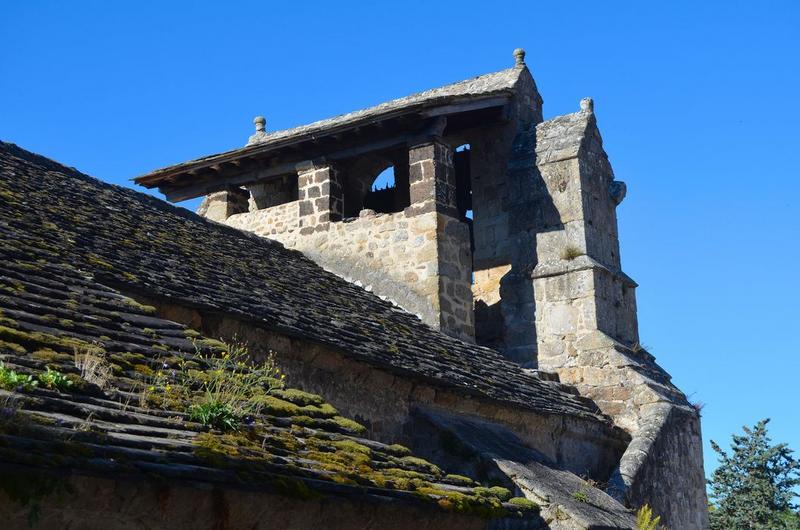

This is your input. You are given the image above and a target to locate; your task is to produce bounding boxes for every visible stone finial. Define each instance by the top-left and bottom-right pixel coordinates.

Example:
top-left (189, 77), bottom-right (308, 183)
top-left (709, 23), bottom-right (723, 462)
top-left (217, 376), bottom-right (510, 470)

top-left (513, 48), bottom-right (526, 67)
top-left (247, 116), bottom-right (268, 146)
top-left (580, 97), bottom-right (594, 113)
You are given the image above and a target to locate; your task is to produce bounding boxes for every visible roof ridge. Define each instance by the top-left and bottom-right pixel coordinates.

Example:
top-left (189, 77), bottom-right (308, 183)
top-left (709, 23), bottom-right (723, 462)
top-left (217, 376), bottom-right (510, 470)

top-left (250, 67), bottom-right (521, 145)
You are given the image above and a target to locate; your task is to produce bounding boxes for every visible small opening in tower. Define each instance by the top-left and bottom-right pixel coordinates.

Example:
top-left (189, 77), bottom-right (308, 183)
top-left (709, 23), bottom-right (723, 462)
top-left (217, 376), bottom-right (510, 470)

top-left (372, 166), bottom-right (395, 192)
top-left (454, 144), bottom-right (472, 220)
top-left (363, 164), bottom-right (409, 214)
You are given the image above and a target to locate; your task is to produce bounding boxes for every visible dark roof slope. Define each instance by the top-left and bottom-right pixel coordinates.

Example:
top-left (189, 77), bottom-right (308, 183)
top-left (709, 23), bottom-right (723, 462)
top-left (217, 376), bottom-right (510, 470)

top-left (0, 252), bottom-right (535, 519)
top-left (0, 141), bottom-right (601, 420)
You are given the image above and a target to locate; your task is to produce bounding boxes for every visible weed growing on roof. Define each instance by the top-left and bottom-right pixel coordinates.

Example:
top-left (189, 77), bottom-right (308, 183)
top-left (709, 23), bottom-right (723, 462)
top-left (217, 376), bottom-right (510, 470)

top-left (37, 367), bottom-right (73, 392)
top-left (188, 400), bottom-right (239, 431)
top-left (142, 340), bottom-right (285, 431)
top-left (0, 363), bottom-right (38, 391)
top-left (74, 348), bottom-right (112, 390)
top-left (571, 490), bottom-right (589, 503)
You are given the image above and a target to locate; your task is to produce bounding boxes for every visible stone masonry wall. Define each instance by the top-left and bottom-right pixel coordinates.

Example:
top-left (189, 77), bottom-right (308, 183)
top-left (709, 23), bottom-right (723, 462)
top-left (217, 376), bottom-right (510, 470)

top-left (147, 299), bottom-right (628, 484)
top-left (227, 199), bottom-right (299, 236)
top-left (0, 467), bottom-right (492, 530)
top-left (610, 404), bottom-right (708, 530)
top-left (225, 206), bottom-right (473, 341)
top-left (469, 65), bottom-right (543, 361)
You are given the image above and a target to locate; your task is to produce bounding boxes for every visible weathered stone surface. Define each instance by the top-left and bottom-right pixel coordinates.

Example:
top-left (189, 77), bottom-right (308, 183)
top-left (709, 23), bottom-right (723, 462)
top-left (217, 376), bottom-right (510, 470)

top-left (195, 188), bottom-right (248, 221)
top-left (415, 409), bottom-right (637, 530)
top-left (529, 105), bottom-right (708, 529)
top-left (226, 204), bottom-right (473, 341)
top-left (0, 471), bottom-right (506, 530)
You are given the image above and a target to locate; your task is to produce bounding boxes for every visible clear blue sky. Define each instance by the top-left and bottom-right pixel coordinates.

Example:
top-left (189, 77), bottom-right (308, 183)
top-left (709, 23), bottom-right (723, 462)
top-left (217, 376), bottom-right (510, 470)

top-left (2, 1), bottom-right (798, 481)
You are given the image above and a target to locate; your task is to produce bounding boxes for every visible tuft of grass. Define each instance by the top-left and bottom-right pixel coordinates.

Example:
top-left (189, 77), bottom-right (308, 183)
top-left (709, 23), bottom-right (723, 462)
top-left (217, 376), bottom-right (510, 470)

top-left (561, 245), bottom-right (583, 261)
top-left (142, 340), bottom-right (285, 432)
top-left (188, 401), bottom-right (238, 432)
top-left (572, 490), bottom-right (589, 503)
top-left (186, 343), bottom-right (284, 429)
top-left (74, 348), bottom-right (112, 390)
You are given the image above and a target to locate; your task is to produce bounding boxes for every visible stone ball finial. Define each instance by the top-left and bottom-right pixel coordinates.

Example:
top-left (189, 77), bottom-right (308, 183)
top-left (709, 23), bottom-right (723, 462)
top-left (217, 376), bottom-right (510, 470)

top-left (253, 115), bottom-right (266, 132)
top-left (513, 48), bottom-right (526, 67)
top-left (580, 98), bottom-right (594, 113)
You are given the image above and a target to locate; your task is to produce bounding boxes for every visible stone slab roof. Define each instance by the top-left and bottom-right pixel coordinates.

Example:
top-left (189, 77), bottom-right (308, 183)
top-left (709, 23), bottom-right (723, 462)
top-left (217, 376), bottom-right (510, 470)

top-left (243, 67), bottom-right (521, 147)
top-left (0, 141), bottom-right (605, 422)
top-left (0, 245), bottom-right (536, 520)
top-left (136, 67), bottom-right (522, 186)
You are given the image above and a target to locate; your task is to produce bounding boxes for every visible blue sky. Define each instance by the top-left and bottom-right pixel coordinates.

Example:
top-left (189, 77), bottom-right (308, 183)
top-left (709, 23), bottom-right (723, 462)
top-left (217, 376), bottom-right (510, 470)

top-left (2, 1), bottom-right (798, 482)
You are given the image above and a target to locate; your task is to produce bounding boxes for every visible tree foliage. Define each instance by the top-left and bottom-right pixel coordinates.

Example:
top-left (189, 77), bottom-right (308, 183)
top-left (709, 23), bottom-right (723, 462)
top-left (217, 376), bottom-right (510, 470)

top-left (709, 419), bottom-right (799, 529)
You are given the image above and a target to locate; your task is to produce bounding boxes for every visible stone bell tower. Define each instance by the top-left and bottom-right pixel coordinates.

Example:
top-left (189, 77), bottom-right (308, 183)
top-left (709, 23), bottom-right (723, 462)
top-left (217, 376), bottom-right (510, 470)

top-left (135, 50), bottom-right (709, 529)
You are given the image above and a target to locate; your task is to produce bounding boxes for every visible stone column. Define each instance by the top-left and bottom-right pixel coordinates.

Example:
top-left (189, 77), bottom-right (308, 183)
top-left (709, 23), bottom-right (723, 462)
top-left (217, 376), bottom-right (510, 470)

top-left (406, 139), bottom-right (457, 217)
top-left (404, 138), bottom-right (474, 341)
top-left (297, 163), bottom-right (343, 234)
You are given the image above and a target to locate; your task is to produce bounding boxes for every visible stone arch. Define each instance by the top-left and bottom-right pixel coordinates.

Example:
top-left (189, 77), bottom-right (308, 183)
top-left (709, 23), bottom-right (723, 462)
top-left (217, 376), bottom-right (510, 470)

top-left (341, 149), bottom-right (410, 217)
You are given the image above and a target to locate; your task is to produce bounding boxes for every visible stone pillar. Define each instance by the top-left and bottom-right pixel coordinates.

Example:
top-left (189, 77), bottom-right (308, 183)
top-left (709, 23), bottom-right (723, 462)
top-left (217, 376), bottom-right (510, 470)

top-left (403, 139), bottom-right (474, 341)
top-left (406, 139), bottom-right (457, 217)
top-left (196, 188), bottom-right (249, 222)
top-left (297, 163), bottom-right (343, 234)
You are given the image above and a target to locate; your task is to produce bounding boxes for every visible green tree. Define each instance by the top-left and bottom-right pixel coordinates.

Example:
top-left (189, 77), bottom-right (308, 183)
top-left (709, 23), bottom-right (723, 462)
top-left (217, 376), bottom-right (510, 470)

top-left (709, 419), bottom-right (799, 529)
top-left (779, 509), bottom-right (800, 530)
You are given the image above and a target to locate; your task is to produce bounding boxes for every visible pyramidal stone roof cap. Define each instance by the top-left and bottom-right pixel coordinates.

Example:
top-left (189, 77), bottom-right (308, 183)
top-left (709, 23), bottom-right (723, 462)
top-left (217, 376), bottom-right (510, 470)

top-left (0, 141), bottom-right (610, 423)
top-left (136, 64), bottom-right (525, 186)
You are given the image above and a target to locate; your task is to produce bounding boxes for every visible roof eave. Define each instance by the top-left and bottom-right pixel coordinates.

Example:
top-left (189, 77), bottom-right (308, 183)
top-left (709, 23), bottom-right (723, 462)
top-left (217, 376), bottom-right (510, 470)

top-left (134, 91), bottom-right (514, 191)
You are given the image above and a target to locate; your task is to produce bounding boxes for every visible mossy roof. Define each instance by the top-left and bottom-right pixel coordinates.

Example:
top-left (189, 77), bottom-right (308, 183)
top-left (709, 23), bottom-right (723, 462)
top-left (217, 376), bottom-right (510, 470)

top-left (0, 141), bottom-right (604, 422)
top-left (0, 250), bottom-right (535, 519)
